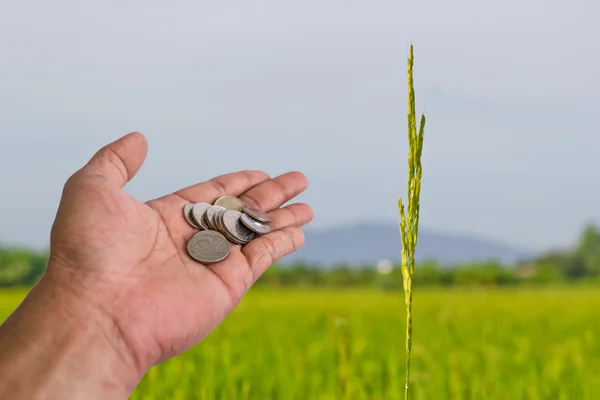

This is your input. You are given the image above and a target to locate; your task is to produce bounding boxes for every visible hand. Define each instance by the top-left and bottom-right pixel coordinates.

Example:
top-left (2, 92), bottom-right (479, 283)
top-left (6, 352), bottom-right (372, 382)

top-left (0, 132), bottom-right (312, 399)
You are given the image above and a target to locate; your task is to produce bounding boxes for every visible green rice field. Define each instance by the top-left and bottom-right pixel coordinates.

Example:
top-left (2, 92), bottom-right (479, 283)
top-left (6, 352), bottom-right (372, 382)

top-left (1, 287), bottom-right (599, 399)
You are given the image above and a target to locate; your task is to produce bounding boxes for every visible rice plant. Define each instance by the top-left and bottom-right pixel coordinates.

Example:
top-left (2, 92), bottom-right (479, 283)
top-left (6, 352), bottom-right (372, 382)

top-left (398, 44), bottom-right (426, 400)
top-left (2, 288), bottom-right (599, 399)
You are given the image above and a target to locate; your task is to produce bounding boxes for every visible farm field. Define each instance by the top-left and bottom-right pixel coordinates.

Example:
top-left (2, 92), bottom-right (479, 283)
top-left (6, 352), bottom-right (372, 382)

top-left (1, 287), bottom-right (599, 399)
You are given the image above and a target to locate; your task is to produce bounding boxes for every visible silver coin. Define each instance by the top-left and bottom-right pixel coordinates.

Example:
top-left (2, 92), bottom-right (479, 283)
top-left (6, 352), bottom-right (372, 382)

top-left (213, 209), bottom-right (243, 244)
top-left (201, 213), bottom-right (211, 231)
top-left (222, 229), bottom-right (245, 245)
top-left (214, 195), bottom-right (244, 211)
top-left (240, 212), bottom-right (271, 234)
top-left (242, 204), bottom-right (271, 223)
top-left (183, 204), bottom-right (199, 229)
top-left (222, 210), bottom-right (257, 244)
top-left (224, 226), bottom-right (246, 245)
top-left (206, 205), bottom-right (227, 230)
top-left (191, 202), bottom-right (211, 230)
top-left (223, 228), bottom-right (247, 245)
top-left (187, 231), bottom-right (230, 263)
top-left (214, 208), bottom-right (228, 234)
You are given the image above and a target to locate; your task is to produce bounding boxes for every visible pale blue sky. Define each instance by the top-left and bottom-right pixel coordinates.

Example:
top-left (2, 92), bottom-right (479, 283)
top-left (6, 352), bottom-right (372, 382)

top-left (1, 1), bottom-right (599, 251)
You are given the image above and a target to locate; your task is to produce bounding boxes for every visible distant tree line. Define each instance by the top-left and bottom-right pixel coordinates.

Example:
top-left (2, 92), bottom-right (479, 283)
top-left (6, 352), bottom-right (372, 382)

top-left (3, 224), bottom-right (600, 288)
top-left (256, 224), bottom-right (600, 288)
top-left (0, 248), bottom-right (48, 287)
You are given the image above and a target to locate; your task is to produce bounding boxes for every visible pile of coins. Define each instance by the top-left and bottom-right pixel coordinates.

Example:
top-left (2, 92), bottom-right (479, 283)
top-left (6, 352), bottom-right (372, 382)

top-left (184, 195), bottom-right (272, 263)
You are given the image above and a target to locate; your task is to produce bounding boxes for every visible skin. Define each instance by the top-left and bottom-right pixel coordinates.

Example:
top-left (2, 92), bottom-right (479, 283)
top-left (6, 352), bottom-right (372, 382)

top-left (0, 132), bottom-right (313, 399)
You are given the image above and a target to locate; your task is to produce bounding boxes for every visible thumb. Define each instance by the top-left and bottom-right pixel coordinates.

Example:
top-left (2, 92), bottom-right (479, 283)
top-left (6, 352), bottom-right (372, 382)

top-left (81, 131), bottom-right (148, 188)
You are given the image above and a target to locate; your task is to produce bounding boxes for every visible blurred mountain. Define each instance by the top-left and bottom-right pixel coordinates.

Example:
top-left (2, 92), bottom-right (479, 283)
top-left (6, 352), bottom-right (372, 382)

top-left (283, 222), bottom-right (532, 267)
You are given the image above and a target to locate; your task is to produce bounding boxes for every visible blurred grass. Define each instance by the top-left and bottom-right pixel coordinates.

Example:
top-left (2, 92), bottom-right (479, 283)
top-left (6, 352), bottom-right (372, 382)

top-left (1, 287), bottom-right (599, 399)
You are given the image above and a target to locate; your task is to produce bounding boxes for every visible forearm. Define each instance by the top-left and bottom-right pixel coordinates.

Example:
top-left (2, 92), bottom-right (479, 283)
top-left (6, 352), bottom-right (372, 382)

top-left (0, 278), bottom-right (141, 400)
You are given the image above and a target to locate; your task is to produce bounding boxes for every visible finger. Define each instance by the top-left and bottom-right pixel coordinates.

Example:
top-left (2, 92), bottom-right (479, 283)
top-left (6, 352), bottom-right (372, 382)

top-left (82, 131), bottom-right (148, 188)
top-left (267, 203), bottom-right (313, 231)
top-left (204, 203), bottom-right (312, 298)
top-left (241, 227), bottom-right (306, 277)
top-left (205, 226), bottom-right (306, 301)
top-left (174, 170), bottom-right (270, 204)
top-left (238, 171), bottom-right (308, 212)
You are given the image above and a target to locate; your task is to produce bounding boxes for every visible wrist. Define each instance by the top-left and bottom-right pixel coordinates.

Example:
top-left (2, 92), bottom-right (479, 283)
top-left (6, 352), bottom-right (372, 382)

top-left (0, 272), bottom-right (143, 399)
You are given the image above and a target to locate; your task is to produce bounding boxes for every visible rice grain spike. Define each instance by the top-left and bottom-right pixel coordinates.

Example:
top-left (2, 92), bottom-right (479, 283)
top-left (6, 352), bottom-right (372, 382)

top-left (398, 44), bottom-right (426, 400)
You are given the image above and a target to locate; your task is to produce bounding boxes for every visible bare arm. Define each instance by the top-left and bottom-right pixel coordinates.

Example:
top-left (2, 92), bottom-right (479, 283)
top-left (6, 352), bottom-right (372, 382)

top-left (0, 279), bottom-right (139, 399)
top-left (0, 131), bottom-right (313, 399)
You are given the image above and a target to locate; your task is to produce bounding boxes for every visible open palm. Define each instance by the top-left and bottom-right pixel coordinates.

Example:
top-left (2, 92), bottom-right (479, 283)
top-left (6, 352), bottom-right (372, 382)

top-left (46, 132), bottom-right (312, 375)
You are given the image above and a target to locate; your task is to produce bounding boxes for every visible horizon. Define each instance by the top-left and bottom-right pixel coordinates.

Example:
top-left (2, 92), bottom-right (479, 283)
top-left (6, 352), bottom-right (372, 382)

top-left (1, 216), bottom-right (576, 256)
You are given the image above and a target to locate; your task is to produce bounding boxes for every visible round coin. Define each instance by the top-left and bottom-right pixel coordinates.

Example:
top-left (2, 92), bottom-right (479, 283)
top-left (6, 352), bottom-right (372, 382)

top-left (201, 213), bottom-right (211, 231)
top-left (222, 229), bottom-right (245, 245)
top-left (191, 202), bottom-right (211, 230)
top-left (222, 210), bottom-right (257, 244)
top-left (183, 204), bottom-right (199, 229)
top-left (213, 208), bottom-right (243, 244)
top-left (240, 212), bottom-right (271, 234)
top-left (206, 205), bottom-right (227, 230)
top-left (242, 204), bottom-right (271, 223)
top-left (214, 195), bottom-right (244, 212)
top-left (186, 231), bottom-right (230, 263)
top-left (214, 208), bottom-right (228, 234)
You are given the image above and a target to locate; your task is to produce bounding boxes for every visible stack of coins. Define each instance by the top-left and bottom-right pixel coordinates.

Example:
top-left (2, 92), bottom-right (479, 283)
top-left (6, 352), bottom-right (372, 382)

top-left (183, 195), bottom-right (272, 263)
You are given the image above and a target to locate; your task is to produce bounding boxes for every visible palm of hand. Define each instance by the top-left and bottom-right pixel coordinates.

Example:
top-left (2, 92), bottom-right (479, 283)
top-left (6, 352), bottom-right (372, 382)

top-left (46, 132), bottom-right (312, 373)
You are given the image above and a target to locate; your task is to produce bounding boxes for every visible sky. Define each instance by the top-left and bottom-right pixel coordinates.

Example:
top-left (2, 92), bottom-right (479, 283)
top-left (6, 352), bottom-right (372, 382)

top-left (1, 1), bottom-right (599, 252)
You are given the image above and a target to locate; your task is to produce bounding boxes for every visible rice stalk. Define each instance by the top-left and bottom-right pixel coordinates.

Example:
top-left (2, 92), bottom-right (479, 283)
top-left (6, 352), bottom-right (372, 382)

top-left (398, 44), bottom-right (426, 400)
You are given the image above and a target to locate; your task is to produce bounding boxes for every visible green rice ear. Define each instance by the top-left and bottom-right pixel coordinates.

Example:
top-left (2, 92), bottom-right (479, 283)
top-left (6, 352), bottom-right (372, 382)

top-left (398, 44), bottom-right (425, 400)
